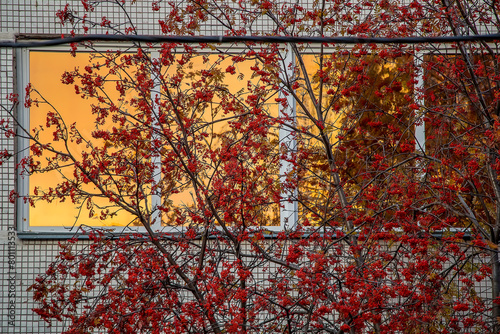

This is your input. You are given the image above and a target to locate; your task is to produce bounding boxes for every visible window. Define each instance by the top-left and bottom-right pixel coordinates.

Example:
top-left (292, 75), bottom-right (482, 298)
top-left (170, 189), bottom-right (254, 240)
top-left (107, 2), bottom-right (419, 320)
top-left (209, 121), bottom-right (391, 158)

top-left (284, 47), bottom-right (494, 233)
top-left (421, 52), bottom-right (498, 230)
top-left (17, 48), bottom-right (152, 233)
top-left (17, 45), bottom-right (284, 234)
top-left (424, 53), bottom-right (497, 152)
top-left (157, 52), bottom-right (281, 228)
top-left (19, 44), bottom-right (482, 235)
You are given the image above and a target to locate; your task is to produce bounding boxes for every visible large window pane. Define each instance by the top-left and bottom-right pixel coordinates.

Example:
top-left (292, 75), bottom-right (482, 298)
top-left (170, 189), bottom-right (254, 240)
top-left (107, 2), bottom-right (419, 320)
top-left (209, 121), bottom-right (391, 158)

top-left (156, 53), bottom-right (281, 227)
top-left (296, 53), bottom-right (413, 225)
top-left (423, 53), bottom-right (498, 229)
top-left (29, 51), bottom-right (142, 227)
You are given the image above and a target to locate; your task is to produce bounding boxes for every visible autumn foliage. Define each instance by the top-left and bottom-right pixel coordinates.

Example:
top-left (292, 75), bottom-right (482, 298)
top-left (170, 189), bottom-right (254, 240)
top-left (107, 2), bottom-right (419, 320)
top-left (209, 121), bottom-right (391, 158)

top-left (3, 0), bottom-right (500, 332)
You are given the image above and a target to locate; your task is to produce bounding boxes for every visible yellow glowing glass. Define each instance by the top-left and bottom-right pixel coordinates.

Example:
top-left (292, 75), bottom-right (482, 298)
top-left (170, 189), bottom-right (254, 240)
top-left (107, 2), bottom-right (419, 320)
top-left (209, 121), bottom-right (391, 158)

top-left (29, 51), bottom-right (139, 227)
top-left (297, 54), bottom-right (412, 224)
top-left (162, 54), bottom-right (280, 226)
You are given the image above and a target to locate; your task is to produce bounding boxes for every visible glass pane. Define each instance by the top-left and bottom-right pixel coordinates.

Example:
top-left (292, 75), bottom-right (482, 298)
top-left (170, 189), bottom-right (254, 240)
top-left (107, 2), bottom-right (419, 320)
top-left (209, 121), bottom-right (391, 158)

top-left (424, 54), bottom-right (495, 151)
top-left (158, 54), bottom-right (280, 227)
top-left (424, 54), bottom-right (497, 228)
top-left (29, 51), bottom-right (143, 227)
top-left (296, 53), bottom-right (413, 225)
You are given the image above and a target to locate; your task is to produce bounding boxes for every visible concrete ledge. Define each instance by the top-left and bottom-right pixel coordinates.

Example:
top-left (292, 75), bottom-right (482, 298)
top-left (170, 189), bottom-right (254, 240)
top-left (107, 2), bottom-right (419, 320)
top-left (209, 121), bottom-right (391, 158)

top-left (0, 31), bottom-right (16, 42)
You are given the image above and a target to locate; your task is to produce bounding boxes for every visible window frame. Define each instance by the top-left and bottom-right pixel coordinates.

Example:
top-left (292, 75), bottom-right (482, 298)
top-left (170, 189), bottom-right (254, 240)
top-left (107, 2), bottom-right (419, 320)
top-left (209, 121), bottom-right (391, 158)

top-left (16, 45), bottom-right (166, 236)
top-left (15, 43), bottom-right (437, 237)
top-left (16, 43), bottom-right (297, 236)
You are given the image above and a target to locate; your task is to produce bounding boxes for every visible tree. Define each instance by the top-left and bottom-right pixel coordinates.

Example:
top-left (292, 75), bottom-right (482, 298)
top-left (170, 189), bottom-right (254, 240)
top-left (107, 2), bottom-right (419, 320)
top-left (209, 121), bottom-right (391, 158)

top-left (4, 0), bottom-right (500, 332)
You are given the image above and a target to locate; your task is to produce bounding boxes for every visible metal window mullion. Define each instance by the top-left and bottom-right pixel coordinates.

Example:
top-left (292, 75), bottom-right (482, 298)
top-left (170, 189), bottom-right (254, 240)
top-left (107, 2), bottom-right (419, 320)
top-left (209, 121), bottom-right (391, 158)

top-left (150, 50), bottom-right (162, 231)
top-left (414, 51), bottom-right (426, 153)
top-left (279, 44), bottom-right (298, 230)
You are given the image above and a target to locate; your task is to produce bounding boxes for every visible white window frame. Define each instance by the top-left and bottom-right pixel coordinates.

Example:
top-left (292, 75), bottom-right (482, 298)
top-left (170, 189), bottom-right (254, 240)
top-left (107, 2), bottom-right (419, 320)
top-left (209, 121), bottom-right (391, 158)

top-left (16, 43), bottom-right (429, 237)
top-left (414, 50), bottom-right (426, 153)
top-left (16, 44), bottom-right (298, 236)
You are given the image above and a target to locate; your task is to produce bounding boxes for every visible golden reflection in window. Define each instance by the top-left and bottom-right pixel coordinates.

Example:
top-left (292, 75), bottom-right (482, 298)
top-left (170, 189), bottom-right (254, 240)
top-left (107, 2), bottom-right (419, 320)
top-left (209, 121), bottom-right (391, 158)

top-left (423, 54), bottom-right (498, 229)
top-left (296, 53), bottom-right (413, 225)
top-left (160, 54), bottom-right (280, 227)
top-left (424, 54), bottom-right (496, 152)
top-left (29, 51), bottom-right (140, 227)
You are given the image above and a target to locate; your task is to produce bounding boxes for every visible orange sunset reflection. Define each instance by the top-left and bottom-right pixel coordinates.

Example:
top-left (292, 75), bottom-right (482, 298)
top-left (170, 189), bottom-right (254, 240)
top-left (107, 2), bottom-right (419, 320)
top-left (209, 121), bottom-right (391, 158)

top-left (29, 51), bottom-right (137, 227)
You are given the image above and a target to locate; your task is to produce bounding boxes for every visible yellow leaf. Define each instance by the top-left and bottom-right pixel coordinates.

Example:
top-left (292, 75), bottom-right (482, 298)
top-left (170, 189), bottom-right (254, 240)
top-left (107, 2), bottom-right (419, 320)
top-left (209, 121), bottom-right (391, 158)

top-left (487, 240), bottom-right (498, 250)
